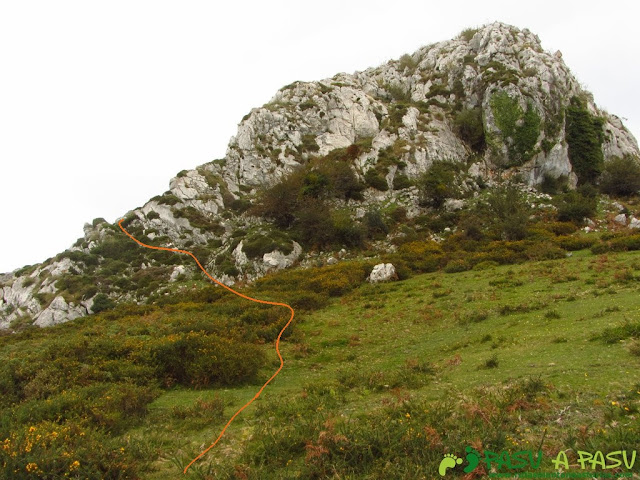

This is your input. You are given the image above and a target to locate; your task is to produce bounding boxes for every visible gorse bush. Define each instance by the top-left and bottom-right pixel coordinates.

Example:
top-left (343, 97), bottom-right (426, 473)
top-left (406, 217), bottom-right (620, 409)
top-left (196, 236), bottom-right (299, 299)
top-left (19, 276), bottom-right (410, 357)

top-left (1, 421), bottom-right (140, 479)
top-left (591, 233), bottom-right (640, 254)
top-left (149, 332), bottom-right (264, 387)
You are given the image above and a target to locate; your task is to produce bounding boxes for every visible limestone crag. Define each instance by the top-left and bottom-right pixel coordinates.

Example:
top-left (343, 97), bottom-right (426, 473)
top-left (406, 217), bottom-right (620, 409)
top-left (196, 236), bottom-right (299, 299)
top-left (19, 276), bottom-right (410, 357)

top-left (2, 22), bottom-right (639, 329)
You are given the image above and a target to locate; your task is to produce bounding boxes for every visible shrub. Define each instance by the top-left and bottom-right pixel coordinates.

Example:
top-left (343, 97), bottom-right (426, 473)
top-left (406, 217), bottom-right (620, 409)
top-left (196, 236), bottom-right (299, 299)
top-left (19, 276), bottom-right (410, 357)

top-left (460, 27), bottom-right (478, 42)
top-left (315, 157), bottom-right (365, 200)
top-left (398, 54), bottom-right (417, 72)
top-left (363, 209), bottom-right (389, 239)
top-left (544, 221), bottom-right (579, 236)
top-left (394, 241), bottom-right (446, 273)
top-left (92, 293), bottom-right (116, 313)
top-left (444, 259), bottom-right (470, 273)
top-left (252, 169), bottom-right (304, 228)
top-left (594, 321), bottom-right (640, 344)
top-left (293, 198), bottom-right (337, 248)
top-left (288, 292), bottom-right (329, 311)
top-left (454, 107), bottom-right (485, 152)
top-left (92, 235), bottom-right (144, 263)
top-left (483, 354), bottom-right (499, 369)
top-left (332, 210), bottom-right (365, 248)
top-left (481, 184), bottom-right (531, 240)
top-left (539, 173), bottom-right (568, 195)
top-left (392, 173), bottom-right (412, 190)
top-left (149, 332), bottom-right (265, 387)
top-left (1, 421), bottom-right (140, 479)
top-left (555, 235), bottom-right (596, 251)
top-left (301, 171), bottom-right (330, 198)
top-left (152, 192), bottom-right (181, 205)
top-left (300, 134), bottom-right (320, 153)
top-left (566, 95), bottom-right (605, 185)
top-left (364, 169), bottom-right (389, 191)
top-left (556, 189), bottom-right (598, 224)
top-left (252, 155), bottom-right (365, 242)
top-left (384, 103), bottom-right (409, 133)
top-left (599, 155), bottom-right (640, 196)
top-left (591, 234), bottom-right (640, 254)
top-left (174, 206), bottom-right (224, 233)
top-left (418, 160), bottom-right (460, 208)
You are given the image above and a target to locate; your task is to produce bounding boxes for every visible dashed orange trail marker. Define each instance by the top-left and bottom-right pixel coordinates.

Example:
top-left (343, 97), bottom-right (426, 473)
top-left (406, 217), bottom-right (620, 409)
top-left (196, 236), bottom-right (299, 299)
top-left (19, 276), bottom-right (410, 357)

top-left (118, 219), bottom-right (295, 474)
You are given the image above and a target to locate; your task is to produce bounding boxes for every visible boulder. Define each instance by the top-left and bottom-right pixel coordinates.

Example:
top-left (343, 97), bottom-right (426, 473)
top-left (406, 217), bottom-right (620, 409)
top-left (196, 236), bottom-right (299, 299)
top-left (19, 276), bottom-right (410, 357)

top-left (169, 265), bottom-right (187, 282)
top-left (262, 242), bottom-right (302, 270)
top-left (614, 213), bottom-right (628, 225)
top-left (368, 263), bottom-right (398, 283)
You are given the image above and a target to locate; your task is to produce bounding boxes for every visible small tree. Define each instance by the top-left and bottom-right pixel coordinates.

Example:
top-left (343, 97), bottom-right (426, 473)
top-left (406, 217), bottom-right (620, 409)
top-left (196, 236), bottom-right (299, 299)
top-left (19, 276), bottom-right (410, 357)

top-left (556, 185), bottom-right (598, 224)
top-left (482, 183), bottom-right (531, 240)
top-left (418, 160), bottom-right (460, 208)
top-left (599, 155), bottom-right (640, 196)
top-left (566, 96), bottom-right (605, 185)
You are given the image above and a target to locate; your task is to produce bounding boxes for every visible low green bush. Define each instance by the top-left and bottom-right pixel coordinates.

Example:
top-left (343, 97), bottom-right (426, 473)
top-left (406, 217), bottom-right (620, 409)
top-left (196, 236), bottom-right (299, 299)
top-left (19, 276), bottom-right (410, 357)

top-left (593, 321), bottom-right (640, 344)
top-left (392, 173), bottom-right (412, 190)
top-left (556, 189), bottom-right (598, 224)
top-left (591, 234), bottom-right (640, 254)
top-left (149, 332), bottom-right (264, 387)
top-left (91, 293), bottom-right (115, 313)
top-left (1, 420), bottom-right (140, 479)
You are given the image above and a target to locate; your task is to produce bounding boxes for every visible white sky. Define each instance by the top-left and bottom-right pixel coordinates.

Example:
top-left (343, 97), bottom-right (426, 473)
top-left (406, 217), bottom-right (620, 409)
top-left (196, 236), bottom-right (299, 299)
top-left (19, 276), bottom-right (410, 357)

top-left (1, 0), bottom-right (639, 274)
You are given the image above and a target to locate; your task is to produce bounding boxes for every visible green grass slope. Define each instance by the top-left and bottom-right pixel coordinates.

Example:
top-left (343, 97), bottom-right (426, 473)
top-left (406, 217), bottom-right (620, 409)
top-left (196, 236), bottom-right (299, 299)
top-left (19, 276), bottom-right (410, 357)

top-left (2, 248), bottom-right (640, 479)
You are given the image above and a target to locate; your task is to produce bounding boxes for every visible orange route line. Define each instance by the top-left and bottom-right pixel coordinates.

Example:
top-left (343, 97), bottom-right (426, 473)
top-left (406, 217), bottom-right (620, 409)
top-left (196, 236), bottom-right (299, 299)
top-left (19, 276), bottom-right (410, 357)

top-left (118, 219), bottom-right (295, 474)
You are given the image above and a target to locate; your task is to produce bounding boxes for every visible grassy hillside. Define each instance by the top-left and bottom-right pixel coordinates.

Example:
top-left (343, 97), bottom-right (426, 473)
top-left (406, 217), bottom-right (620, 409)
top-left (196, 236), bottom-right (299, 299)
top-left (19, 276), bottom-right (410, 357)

top-left (3, 242), bottom-right (639, 479)
top-left (143, 249), bottom-right (640, 479)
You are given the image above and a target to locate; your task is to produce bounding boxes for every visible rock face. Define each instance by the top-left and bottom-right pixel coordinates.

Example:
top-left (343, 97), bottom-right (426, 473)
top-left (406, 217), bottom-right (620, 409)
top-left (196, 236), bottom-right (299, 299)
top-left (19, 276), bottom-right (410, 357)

top-left (33, 296), bottom-right (87, 328)
top-left (1, 22), bottom-right (639, 329)
top-left (368, 264), bottom-right (398, 283)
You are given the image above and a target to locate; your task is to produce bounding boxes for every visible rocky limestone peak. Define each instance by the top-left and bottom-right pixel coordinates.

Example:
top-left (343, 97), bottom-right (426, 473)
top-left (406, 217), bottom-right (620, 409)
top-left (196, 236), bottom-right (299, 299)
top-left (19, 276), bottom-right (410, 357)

top-left (1, 22), bottom-right (639, 330)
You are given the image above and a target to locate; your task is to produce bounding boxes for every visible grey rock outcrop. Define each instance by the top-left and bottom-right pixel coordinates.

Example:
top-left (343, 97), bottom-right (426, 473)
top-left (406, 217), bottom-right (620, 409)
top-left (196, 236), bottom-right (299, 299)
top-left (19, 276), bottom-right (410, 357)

top-left (33, 296), bottom-right (87, 328)
top-left (614, 213), bottom-right (628, 225)
top-left (368, 263), bottom-right (398, 283)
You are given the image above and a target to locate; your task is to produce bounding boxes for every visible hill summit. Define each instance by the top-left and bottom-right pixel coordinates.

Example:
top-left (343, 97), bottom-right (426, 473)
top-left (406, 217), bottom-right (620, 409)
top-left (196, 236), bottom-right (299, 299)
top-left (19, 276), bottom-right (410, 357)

top-left (2, 21), bottom-right (639, 329)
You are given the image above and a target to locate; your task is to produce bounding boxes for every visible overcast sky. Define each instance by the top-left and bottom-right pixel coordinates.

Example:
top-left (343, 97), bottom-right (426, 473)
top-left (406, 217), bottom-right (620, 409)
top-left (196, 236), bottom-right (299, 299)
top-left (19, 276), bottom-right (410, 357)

top-left (1, 1), bottom-right (638, 273)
